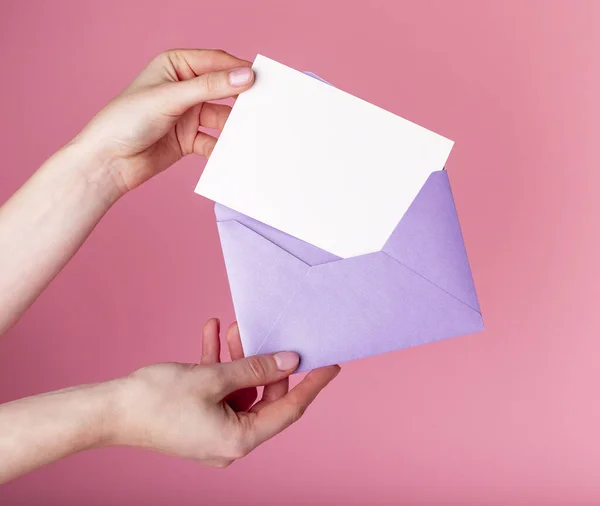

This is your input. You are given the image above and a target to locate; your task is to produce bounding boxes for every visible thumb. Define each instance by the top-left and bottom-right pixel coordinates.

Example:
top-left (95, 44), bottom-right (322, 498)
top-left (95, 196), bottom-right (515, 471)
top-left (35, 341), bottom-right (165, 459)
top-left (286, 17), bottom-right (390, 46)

top-left (214, 352), bottom-right (300, 398)
top-left (158, 66), bottom-right (254, 116)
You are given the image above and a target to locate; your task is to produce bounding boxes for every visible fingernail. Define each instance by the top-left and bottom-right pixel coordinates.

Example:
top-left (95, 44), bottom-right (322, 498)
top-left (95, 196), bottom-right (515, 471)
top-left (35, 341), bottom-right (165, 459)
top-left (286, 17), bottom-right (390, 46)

top-left (228, 67), bottom-right (253, 86)
top-left (274, 352), bottom-right (300, 371)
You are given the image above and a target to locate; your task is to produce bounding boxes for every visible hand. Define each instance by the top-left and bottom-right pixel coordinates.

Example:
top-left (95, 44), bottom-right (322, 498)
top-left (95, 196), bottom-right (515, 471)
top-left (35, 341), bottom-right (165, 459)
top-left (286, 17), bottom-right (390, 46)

top-left (108, 319), bottom-right (340, 467)
top-left (75, 49), bottom-right (254, 195)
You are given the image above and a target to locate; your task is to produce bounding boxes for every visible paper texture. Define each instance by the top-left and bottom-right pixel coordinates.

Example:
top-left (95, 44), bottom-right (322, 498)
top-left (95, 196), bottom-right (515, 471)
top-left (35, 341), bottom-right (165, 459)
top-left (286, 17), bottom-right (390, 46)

top-left (215, 171), bottom-right (483, 372)
top-left (195, 62), bottom-right (482, 371)
top-left (196, 54), bottom-right (454, 258)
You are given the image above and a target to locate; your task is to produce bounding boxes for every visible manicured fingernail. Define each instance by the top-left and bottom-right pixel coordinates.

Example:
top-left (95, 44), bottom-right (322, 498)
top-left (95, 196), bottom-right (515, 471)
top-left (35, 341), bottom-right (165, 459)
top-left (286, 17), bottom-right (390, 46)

top-left (228, 67), bottom-right (253, 86)
top-left (274, 352), bottom-right (300, 371)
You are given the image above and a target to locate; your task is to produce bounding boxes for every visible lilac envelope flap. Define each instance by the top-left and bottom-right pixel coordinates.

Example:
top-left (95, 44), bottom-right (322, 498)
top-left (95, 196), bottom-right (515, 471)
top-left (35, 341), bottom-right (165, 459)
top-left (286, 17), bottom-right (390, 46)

top-left (215, 170), bottom-right (483, 372)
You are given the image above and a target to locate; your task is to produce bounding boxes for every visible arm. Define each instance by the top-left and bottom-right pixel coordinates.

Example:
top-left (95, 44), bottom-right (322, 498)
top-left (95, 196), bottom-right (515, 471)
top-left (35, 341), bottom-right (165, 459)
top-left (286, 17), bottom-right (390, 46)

top-left (0, 49), bottom-right (255, 335)
top-left (0, 381), bottom-right (116, 483)
top-left (0, 144), bottom-right (119, 334)
top-left (0, 49), bottom-right (340, 482)
top-left (0, 320), bottom-right (340, 483)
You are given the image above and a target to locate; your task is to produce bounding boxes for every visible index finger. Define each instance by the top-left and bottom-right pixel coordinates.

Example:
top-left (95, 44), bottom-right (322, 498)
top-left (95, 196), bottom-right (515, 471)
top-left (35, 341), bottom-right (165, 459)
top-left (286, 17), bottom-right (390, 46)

top-left (247, 365), bottom-right (341, 447)
top-left (130, 49), bottom-right (251, 90)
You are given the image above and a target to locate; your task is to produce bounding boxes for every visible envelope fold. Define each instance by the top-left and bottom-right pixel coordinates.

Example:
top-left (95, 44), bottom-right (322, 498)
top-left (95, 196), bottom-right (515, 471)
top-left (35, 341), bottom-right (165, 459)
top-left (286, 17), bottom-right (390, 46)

top-left (215, 171), bottom-right (482, 371)
top-left (216, 204), bottom-right (340, 266)
top-left (256, 253), bottom-right (484, 371)
top-left (383, 171), bottom-right (480, 312)
top-left (204, 60), bottom-right (481, 371)
top-left (216, 216), bottom-right (483, 372)
top-left (217, 220), bottom-right (309, 355)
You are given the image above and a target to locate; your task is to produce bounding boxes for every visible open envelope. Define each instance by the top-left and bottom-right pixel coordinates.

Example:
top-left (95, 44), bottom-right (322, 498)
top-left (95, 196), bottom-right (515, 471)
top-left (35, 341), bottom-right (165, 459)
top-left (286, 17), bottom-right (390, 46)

top-left (198, 56), bottom-right (484, 371)
top-left (214, 169), bottom-right (483, 372)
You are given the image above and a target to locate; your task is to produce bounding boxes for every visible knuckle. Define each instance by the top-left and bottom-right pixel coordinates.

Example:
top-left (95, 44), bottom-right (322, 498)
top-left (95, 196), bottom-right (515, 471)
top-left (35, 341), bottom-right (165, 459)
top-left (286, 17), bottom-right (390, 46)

top-left (226, 436), bottom-right (252, 460)
top-left (220, 424), bottom-right (254, 460)
top-left (206, 48), bottom-right (228, 63)
top-left (212, 458), bottom-right (234, 469)
top-left (152, 50), bottom-right (181, 82)
top-left (195, 134), bottom-right (217, 159)
top-left (245, 356), bottom-right (268, 383)
top-left (287, 405), bottom-right (306, 425)
top-left (157, 49), bottom-right (178, 64)
top-left (201, 367), bottom-right (226, 397)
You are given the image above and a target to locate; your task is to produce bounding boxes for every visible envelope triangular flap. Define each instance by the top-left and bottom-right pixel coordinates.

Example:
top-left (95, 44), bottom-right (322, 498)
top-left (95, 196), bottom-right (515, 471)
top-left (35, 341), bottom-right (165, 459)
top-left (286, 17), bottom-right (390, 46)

top-left (217, 170), bottom-right (481, 313)
top-left (215, 204), bottom-right (340, 266)
top-left (382, 170), bottom-right (480, 312)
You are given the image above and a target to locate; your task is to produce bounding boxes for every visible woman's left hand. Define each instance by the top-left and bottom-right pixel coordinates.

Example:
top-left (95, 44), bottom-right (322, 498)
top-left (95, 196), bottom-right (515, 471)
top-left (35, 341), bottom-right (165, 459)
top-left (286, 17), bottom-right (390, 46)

top-left (75, 49), bottom-right (254, 195)
top-left (0, 320), bottom-right (340, 483)
top-left (106, 320), bottom-right (340, 467)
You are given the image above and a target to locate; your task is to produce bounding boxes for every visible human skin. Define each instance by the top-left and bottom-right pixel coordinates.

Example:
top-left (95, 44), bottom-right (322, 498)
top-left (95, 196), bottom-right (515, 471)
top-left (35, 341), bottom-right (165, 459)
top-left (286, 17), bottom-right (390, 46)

top-left (0, 49), bottom-right (340, 484)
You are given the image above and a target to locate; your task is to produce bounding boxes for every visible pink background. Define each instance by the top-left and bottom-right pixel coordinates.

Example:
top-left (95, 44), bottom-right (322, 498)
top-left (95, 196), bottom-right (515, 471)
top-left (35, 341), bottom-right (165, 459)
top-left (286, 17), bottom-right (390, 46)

top-left (1, 0), bottom-right (599, 504)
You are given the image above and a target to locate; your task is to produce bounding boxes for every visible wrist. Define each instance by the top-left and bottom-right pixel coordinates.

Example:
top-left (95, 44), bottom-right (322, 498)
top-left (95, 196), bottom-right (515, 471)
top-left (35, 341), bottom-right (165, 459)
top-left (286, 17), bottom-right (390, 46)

top-left (59, 137), bottom-right (128, 204)
top-left (67, 380), bottom-right (126, 452)
top-left (99, 374), bottom-right (154, 449)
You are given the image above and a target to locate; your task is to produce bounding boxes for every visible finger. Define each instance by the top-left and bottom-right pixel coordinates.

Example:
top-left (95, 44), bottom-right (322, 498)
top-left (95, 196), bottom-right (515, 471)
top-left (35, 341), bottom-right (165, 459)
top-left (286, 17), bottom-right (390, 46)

top-left (177, 49), bottom-right (251, 76)
top-left (263, 378), bottom-right (289, 403)
top-left (213, 352), bottom-right (300, 399)
top-left (250, 378), bottom-right (289, 413)
top-left (200, 318), bottom-right (221, 365)
top-left (248, 365), bottom-right (341, 446)
top-left (224, 322), bottom-right (258, 412)
top-left (200, 103), bottom-right (232, 131)
top-left (175, 103), bottom-right (204, 156)
top-left (192, 131), bottom-right (218, 158)
top-left (159, 66), bottom-right (254, 117)
top-left (129, 49), bottom-right (251, 90)
top-left (225, 322), bottom-right (245, 361)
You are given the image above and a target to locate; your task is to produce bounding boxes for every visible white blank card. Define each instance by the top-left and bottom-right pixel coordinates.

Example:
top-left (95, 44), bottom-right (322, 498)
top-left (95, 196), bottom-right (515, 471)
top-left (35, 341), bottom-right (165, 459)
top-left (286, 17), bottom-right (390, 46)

top-left (196, 54), bottom-right (454, 258)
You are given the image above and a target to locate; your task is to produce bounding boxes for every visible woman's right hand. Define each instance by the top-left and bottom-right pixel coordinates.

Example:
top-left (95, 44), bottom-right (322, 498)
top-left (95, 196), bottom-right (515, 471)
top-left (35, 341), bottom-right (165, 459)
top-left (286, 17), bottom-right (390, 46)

top-left (74, 49), bottom-right (255, 196)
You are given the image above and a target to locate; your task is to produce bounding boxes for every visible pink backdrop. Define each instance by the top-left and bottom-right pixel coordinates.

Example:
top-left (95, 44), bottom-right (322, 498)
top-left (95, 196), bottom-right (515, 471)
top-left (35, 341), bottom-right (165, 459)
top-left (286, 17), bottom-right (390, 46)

top-left (1, 1), bottom-right (600, 504)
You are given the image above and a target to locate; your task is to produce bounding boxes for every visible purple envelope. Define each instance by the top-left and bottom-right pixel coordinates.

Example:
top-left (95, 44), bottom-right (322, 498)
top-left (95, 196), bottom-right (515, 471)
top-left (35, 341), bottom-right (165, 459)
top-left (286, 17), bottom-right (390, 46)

top-left (215, 170), bottom-right (484, 372)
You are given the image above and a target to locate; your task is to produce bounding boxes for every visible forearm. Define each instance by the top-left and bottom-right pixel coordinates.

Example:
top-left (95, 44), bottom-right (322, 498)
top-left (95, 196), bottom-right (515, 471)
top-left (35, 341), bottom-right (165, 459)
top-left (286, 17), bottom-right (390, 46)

top-left (0, 141), bottom-right (122, 335)
top-left (0, 381), bottom-right (118, 484)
